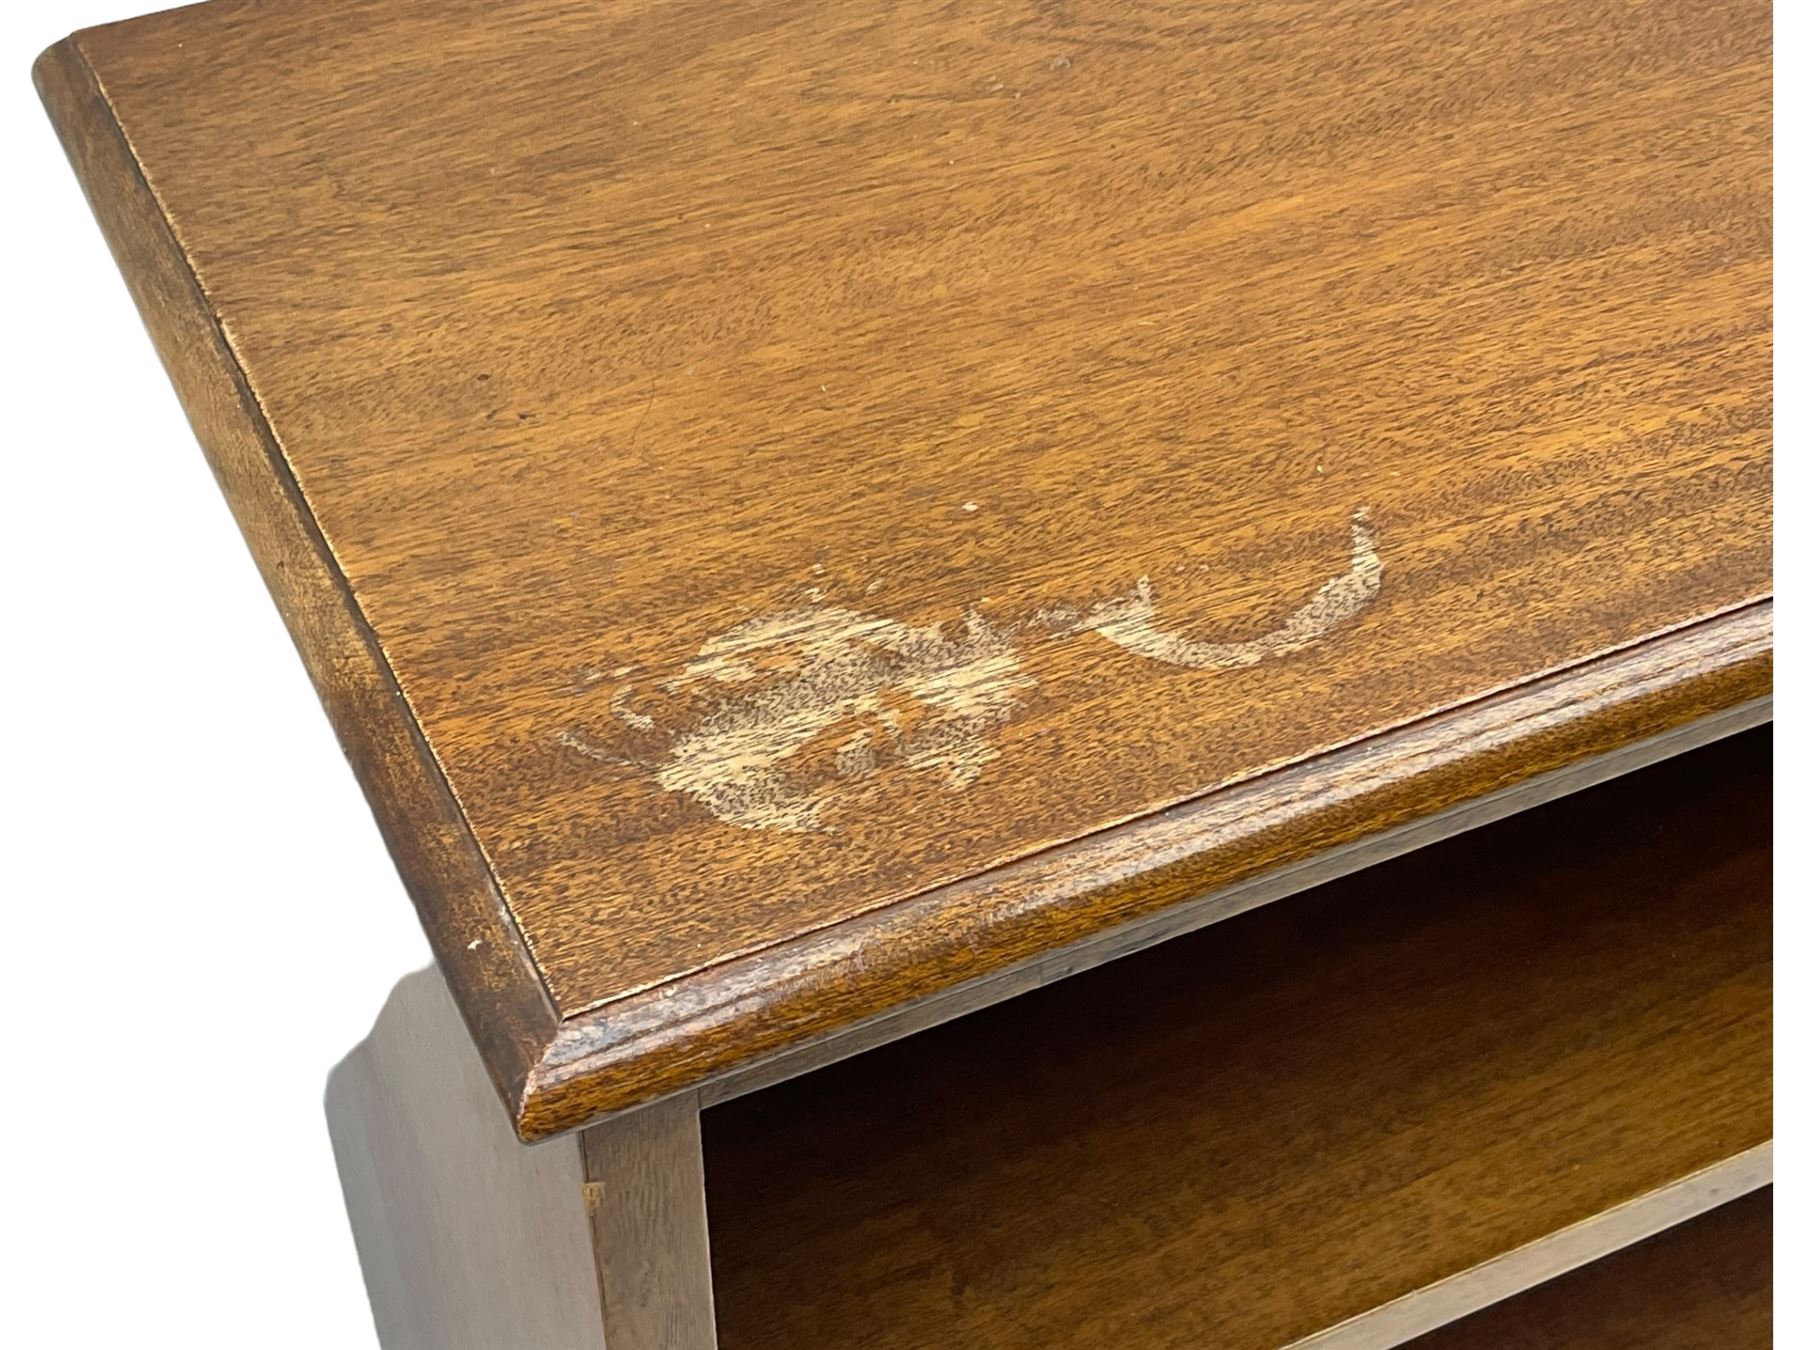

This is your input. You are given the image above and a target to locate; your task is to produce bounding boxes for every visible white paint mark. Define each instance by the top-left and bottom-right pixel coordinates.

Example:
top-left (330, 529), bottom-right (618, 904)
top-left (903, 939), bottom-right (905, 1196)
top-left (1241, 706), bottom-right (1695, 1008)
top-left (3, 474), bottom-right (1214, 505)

top-left (574, 663), bottom-right (634, 688)
top-left (639, 606), bottom-right (1033, 832)
top-left (962, 501), bottom-right (981, 513)
top-left (610, 684), bottom-right (657, 732)
top-left (561, 509), bottom-right (1382, 831)
top-left (467, 938), bottom-right (483, 951)
top-left (558, 727), bottom-right (630, 765)
top-left (1082, 511), bottom-right (1381, 671)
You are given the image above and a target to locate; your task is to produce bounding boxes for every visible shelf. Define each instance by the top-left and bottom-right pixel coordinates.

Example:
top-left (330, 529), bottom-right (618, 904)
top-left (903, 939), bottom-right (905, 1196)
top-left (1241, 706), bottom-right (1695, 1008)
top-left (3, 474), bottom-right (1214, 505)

top-left (703, 728), bottom-right (1771, 1349)
top-left (1413, 1188), bottom-right (1771, 1349)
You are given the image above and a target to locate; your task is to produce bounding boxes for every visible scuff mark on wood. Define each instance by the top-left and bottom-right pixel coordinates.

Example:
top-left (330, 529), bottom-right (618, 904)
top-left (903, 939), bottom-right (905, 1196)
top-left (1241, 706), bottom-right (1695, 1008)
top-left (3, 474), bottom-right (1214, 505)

top-left (642, 607), bottom-right (1033, 832)
top-left (609, 684), bottom-right (657, 731)
top-left (562, 510), bottom-right (1381, 831)
top-left (1082, 509), bottom-right (1381, 669)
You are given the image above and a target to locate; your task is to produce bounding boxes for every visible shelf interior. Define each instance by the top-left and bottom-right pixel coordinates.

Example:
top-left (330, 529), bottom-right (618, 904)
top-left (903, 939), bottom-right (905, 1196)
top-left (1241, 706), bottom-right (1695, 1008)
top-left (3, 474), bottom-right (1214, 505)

top-left (703, 727), bottom-right (1771, 1349)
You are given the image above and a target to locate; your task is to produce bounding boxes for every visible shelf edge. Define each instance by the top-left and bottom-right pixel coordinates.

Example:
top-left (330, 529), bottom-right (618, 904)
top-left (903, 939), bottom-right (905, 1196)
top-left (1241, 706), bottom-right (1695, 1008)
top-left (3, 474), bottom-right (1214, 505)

top-left (33, 34), bottom-right (563, 1113)
top-left (1284, 1144), bottom-right (1774, 1350)
top-left (522, 600), bottom-right (1771, 1139)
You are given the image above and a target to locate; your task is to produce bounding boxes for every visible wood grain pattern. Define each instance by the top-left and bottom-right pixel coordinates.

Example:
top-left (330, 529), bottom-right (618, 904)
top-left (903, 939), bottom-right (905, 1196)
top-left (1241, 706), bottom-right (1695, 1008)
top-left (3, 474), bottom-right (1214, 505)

top-left (1411, 1188), bottom-right (1771, 1350)
top-left (697, 688), bottom-right (1767, 1111)
top-left (31, 36), bottom-right (557, 1115)
top-left (527, 608), bottom-right (1766, 1135)
top-left (38, 0), bottom-right (1771, 1135)
top-left (703, 729), bottom-right (1773, 1350)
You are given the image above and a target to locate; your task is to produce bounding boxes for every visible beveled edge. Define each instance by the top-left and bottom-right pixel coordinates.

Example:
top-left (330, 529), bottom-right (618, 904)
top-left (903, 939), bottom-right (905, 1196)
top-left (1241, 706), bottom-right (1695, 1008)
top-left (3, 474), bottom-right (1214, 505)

top-left (38, 22), bottom-right (1774, 1143)
top-left (518, 600), bottom-right (1771, 1139)
top-left (34, 33), bottom-right (563, 1116)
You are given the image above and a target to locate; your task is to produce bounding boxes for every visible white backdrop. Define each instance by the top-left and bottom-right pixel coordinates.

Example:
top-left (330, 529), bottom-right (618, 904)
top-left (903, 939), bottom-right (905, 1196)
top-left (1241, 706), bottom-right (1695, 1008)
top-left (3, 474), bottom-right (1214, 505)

top-left (4, 1), bottom-right (1793, 1347)
top-left (7, 4), bottom-right (426, 1345)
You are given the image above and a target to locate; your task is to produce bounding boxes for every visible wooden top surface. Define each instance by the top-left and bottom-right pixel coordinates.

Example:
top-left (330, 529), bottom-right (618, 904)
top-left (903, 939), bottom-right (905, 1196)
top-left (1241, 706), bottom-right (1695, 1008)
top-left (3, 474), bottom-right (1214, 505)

top-left (40, 0), bottom-right (1770, 1136)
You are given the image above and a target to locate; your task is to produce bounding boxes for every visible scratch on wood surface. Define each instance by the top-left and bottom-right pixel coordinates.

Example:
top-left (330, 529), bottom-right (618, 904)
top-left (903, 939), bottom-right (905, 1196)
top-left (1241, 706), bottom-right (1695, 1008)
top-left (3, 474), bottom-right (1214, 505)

top-left (1082, 510), bottom-right (1381, 670)
top-left (558, 727), bottom-right (629, 765)
top-left (609, 684), bottom-right (657, 731)
top-left (562, 510), bottom-right (1380, 831)
top-left (649, 607), bottom-right (1032, 832)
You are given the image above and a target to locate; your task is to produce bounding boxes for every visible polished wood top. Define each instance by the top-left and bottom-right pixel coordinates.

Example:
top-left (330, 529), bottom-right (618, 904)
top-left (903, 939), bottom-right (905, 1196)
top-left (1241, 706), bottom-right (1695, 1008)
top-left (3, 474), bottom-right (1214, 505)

top-left (38, 0), bottom-right (1770, 1136)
